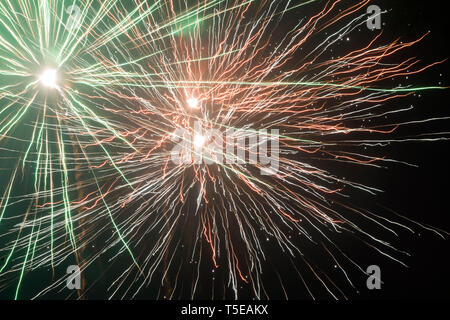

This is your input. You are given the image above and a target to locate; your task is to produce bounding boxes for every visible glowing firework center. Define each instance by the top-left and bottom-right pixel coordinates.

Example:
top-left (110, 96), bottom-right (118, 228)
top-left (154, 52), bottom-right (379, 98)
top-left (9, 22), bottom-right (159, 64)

top-left (38, 68), bottom-right (59, 89)
top-left (170, 121), bottom-right (279, 175)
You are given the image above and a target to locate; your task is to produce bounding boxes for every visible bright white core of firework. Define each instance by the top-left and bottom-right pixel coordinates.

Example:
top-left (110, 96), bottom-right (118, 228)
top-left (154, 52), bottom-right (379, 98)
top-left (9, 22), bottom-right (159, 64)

top-left (193, 134), bottom-right (206, 147)
top-left (39, 68), bottom-right (58, 89)
top-left (187, 97), bottom-right (199, 109)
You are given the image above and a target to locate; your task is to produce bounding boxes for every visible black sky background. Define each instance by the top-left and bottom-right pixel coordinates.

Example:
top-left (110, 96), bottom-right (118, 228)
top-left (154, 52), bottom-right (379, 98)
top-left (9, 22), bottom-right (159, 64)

top-left (349, 0), bottom-right (450, 299)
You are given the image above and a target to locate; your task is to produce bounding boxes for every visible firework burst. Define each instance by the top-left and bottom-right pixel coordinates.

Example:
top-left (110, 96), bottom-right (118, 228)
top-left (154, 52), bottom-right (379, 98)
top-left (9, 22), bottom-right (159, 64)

top-left (0, 0), bottom-right (448, 300)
